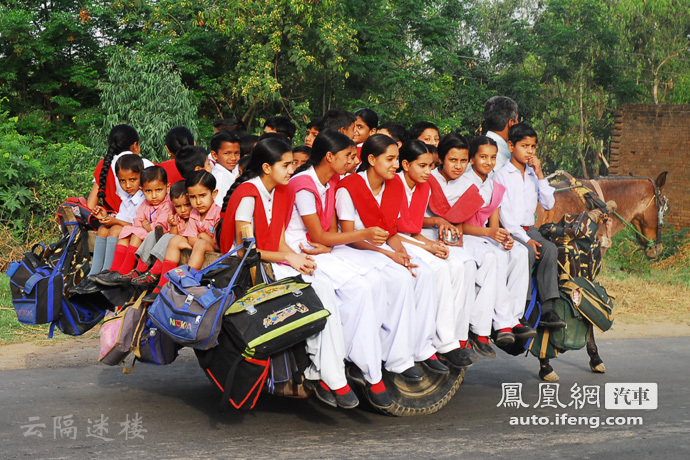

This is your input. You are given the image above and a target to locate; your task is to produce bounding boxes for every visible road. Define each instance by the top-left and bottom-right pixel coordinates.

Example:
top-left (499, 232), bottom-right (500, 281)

top-left (1, 336), bottom-right (688, 459)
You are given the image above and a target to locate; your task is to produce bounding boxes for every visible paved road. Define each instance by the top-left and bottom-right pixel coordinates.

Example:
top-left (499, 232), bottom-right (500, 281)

top-left (1, 336), bottom-right (688, 459)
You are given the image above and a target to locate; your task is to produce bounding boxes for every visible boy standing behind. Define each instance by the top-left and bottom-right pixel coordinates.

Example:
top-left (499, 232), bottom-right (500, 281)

top-left (210, 130), bottom-right (241, 207)
top-left (494, 123), bottom-right (566, 329)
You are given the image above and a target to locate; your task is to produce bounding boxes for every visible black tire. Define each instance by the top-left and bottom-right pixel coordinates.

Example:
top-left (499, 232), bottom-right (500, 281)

top-left (379, 366), bottom-right (465, 416)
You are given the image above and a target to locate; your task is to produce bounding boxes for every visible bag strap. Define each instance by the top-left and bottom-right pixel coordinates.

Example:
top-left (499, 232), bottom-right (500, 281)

top-left (53, 223), bottom-right (80, 273)
top-left (218, 355), bottom-right (243, 412)
top-left (197, 238), bottom-right (255, 278)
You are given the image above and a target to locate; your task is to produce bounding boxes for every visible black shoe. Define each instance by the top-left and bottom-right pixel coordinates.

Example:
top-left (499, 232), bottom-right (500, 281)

top-left (540, 311), bottom-right (567, 329)
top-left (495, 331), bottom-right (516, 347)
top-left (345, 365), bottom-right (367, 387)
top-left (142, 291), bottom-right (160, 304)
top-left (365, 385), bottom-right (393, 410)
top-left (399, 365), bottom-right (424, 381)
top-left (468, 331), bottom-right (496, 358)
top-left (439, 348), bottom-right (473, 369)
top-left (513, 322), bottom-right (537, 339)
top-left (333, 387), bottom-right (359, 409)
top-left (69, 279), bottom-right (101, 295)
top-left (305, 380), bottom-right (337, 408)
top-left (131, 271), bottom-right (160, 288)
top-left (420, 356), bottom-right (449, 374)
top-left (87, 269), bottom-right (111, 282)
top-left (93, 270), bottom-right (130, 287)
top-left (461, 342), bottom-right (479, 362)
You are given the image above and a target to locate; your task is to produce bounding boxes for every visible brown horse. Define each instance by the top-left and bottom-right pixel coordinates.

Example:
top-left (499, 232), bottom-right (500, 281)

top-left (533, 172), bottom-right (669, 382)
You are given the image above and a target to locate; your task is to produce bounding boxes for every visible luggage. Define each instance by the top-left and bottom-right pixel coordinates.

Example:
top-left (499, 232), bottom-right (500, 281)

top-left (540, 212), bottom-right (603, 280)
top-left (56, 197), bottom-right (99, 233)
top-left (131, 317), bottom-right (180, 366)
top-left (560, 277), bottom-right (614, 332)
top-left (99, 292), bottom-right (147, 367)
top-left (223, 276), bottom-right (330, 359)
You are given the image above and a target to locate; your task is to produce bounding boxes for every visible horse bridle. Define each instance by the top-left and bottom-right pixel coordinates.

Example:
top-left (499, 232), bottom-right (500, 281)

top-left (648, 179), bottom-right (669, 247)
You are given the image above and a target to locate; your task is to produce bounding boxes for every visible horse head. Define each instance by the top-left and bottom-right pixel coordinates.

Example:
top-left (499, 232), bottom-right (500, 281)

top-left (633, 171), bottom-right (668, 259)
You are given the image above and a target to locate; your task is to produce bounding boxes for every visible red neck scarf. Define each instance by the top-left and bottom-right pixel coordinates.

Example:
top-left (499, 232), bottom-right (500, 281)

top-left (395, 174), bottom-right (430, 234)
top-left (219, 181), bottom-right (289, 253)
top-left (93, 159), bottom-right (122, 212)
top-left (336, 173), bottom-right (403, 236)
top-left (286, 173), bottom-right (340, 232)
top-left (465, 181), bottom-right (506, 227)
top-left (427, 174), bottom-right (485, 224)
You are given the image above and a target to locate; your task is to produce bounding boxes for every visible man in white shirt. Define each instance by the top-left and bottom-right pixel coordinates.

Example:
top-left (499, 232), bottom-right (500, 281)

top-left (484, 96), bottom-right (519, 171)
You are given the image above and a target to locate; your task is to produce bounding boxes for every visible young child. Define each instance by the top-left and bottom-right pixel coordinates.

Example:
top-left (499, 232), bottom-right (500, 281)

top-left (94, 166), bottom-right (174, 286)
top-left (395, 140), bottom-right (476, 368)
top-left (144, 170), bottom-right (222, 301)
top-left (408, 121), bottom-right (440, 147)
top-left (263, 115), bottom-right (297, 141)
top-left (494, 122), bottom-right (565, 329)
top-left (210, 130), bottom-right (241, 207)
top-left (335, 134), bottom-right (448, 377)
top-left (159, 126), bottom-right (194, 184)
top-left (304, 118), bottom-right (323, 148)
top-left (460, 136), bottom-right (533, 345)
top-left (175, 145), bottom-right (213, 179)
top-left (131, 181), bottom-right (192, 288)
top-left (219, 137), bottom-right (355, 410)
top-left (291, 145), bottom-right (311, 169)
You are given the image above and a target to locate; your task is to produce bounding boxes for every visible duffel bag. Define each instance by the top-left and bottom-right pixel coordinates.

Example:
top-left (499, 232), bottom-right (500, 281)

top-left (530, 289), bottom-right (590, 359)
top-left (561, 277), bottom-right (614, 332)
top-left (224, 276), bottom-right (330, 360)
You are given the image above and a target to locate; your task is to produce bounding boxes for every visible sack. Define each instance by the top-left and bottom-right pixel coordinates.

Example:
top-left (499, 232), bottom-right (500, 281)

top-left (99, 293), bottom-right (147, 367)
top-left (131, 317), bottom-right (180, 366)
top-left (148, 240), bottom-right (255, 350)
top-left (530, 290), bottom-right (590, 359)
top-left (194, 320), bottom-right (270, 410)
top-left (560, 277), bottom-right (614, 332)
top-left (224, 276), bottom-right (330, 360)
top-left (57, 198), bottom-right (98, 233)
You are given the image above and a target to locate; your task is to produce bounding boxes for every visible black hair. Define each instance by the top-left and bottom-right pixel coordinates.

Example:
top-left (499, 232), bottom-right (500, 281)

top-left (140, 165), bottom-right (168, 186)
top-left (259, 131), bottom-right (293, 149)
top-left (408, 121), bottom-right (439, 141)
top-left (264, 115), bottom-right (297, 140)
top-left (437, 133), bottom-right (469, 162)
top-left (114, 153), bottom-right (144, 175)
top-left (175, 145), bottom-right (209, 179)
top-left (296, 130), bottom-right (354, 175)
top-left (169, 180), bottom-right (188, 200)
top-left (213, 117), bottom-right (247, 135)
top-left (221, 137), bottom-right (291, 213)
top-left (398, 140), bottom-right (433, 171)
top-left (322, 108), bottom-right (356, 132)
top-left (210, 130), bottom-right (241, 153)
top-left (484, 96), bottom-right (519, 132)
top-left (377, 122), bottom-right (407, 143)
top-left (239, 134), bottom-right (259, 158)
top-left (237, 154), bottom-right (251, 175)
top-left (164, 126), bottom-right (194, 157)
top-left (468, 136), bottom-right (498, 159)
top-left (354, 108), bottom-right (379, 130)
top-left (307, 118), bottom-right (324, 131)
top-left (508, 122), bottom-right (538, 145)
top-left (292, 145), bottom-right (312, 157)
top-left (357, 134), bottom-right (397, 172)
top-left (185, 169), bottom-right (216, 192)
top-left (98, 124), bottom-right (139, 204)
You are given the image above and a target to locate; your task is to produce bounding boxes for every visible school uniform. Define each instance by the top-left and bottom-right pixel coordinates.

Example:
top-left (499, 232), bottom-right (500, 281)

top-left (284, 167), bottom-right (387, 384)
top-left (395, 172), bottom-right (477, 350)
top-left (119, 196), bottom-right (174, 241)
top-left (183, 202), bottom-right (222, 240)
top-left (93, 152), bottom-right (155, 212)
top-left (212, 163), bottom-right (239, 208)
top-left (221, 177), bottom-right (348, 390)
top-left (159, 159), bottom-right (184, 184)
top-left (335, 171), bottom-right (438, 364)
top-left (422, 169), bottom-right (502, 336)
top-left (114, 189), bottom-right (146, 224)
top-left (137, 214), bottom-right (189, 264)
top-left (494, 161), bottom-right (559, 303)
top-left (464, 167), bottom-right (530, 330)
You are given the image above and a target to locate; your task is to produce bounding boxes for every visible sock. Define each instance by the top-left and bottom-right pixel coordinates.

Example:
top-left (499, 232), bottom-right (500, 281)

top-left (459, 340), bottom-right (469, 348)
top-left (102, 237), bottom-right (118, 270)
top-left (154, 259), bottom-right (178, 292)
top-left (477, 336), bottom-right (489, 344)
top-left (514, 323), bottom-right (523, 329)
top-left (319, 381), bottom-right (331, 392)
top-left (370, 381), bottom-right (386, 394)
top-left (109, 244), bottom-right (127, 272)
top-left (427, 354), bottom-right (438, 361)
top-left (118, 245), bottom-right (139, 274)
top-left (150, 259), bottom-right (163, 275)
top-left (135, 258), bottom-right (149, 272)
top-left (88, 236), bottom-right (107, 275)
top-left (499, 328), bottom-right (513, 334)
top-left (333, 384), bottom-right (352, 396)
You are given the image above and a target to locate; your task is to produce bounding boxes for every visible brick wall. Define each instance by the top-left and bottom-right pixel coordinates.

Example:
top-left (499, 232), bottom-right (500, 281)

top-left (610, 104), bottom-right (690, 229)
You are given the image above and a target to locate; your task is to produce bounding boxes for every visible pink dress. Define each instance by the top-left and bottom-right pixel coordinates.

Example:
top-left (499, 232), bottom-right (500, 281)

top-left (182, 203), bottom-right (222, 240)
top-left (119, 196), bottom-right (174, 240)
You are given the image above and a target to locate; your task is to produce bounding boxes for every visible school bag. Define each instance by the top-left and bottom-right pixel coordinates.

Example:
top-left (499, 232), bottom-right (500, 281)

top-left (56, 197), bottom-right (99, 233)
top-left (130, 316), bottom-right (180, 367)
top-left (99, 292), bottom-right (148, 368)
top-left (147, 239), bottom-right (256, 350)
top-left (223, 275), bottom-right (330, 360)
top-left (559, 277), bottom-right (614, 333)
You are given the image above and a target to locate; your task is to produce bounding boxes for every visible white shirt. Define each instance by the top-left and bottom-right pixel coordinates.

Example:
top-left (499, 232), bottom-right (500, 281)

top-left (486, 131), bottom-right (511, 172)
top-left (421, 169), bottom-right (474, 241)
top-left (285, 167), bottom-right (330, 252)
top-left (235, 176), bottom-right (275, 227)
top-left (92, 151), bottom-right (155, 199)
top-left (494, 161), bottom-right (555, 243)
top-left (115, 190), bottom-right (145, 223)
top-left (465, 167), bottom-right (494, 206)
top-left (335, 171), bottom-right (384, 231)
top-left (212, 162), bottom-right (238, 207)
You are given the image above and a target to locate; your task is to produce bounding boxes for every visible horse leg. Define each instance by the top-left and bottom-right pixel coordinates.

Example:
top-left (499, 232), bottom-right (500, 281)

top-left (538, 357), bottom-right (559, 382)
top-left (587, 323), bottom-right (606, 373)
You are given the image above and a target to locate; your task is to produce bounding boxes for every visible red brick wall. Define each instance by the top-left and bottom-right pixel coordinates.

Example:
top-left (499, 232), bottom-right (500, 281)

top-left (610, 104), bottom-right (690, 229)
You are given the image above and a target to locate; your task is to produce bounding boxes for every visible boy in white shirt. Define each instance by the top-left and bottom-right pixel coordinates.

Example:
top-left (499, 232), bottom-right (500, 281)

top-left (494, 123), bottom-right (566, 329)
top-left (210, 131), bottom-right (241, 207)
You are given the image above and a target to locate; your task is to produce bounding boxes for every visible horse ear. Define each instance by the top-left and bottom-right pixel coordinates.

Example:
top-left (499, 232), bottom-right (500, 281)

top-left (655, 171), bottom-right (668, 190)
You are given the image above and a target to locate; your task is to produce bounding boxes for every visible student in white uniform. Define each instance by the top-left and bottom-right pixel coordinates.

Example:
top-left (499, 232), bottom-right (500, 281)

top-left (335, 134), bottom-right (449, 377)
top-left (285, 129), bottom-right (398, 409)
top-left (218, 137), bottom-right (357, 410)
top-left (394, 140), bottom-right (476, 368)
top-left (210, 130), bottom-right (241, 207)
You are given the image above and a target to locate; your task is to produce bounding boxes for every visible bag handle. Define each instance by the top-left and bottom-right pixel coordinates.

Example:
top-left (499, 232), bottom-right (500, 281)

top-left (218, 355), bottom-right (243, 412)
top-left (196, 238), bottom-right (255, 278)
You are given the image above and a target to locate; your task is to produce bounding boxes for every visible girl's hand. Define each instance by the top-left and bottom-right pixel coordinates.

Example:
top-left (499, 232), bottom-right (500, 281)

top-left (93, 206), bottom-right (106, 220)
top-left (285, 252), bottom-right (317, 276)
top-left (142, 221), bottom-right (152, 232)
top-left (427, 241), bottom-right (449, 259)
top-left (488, 227), bottom-right (511, 244)
top-left (437, 219), bottom-right (462, 247)
top-left (99, 215), bottom-right (115, 226)
top-left (502, 235), bottom-right (514, 250)
top-left (365, 226), bottom-right (389, 246)
top-left (389, 251), bottom-right (418, 276)
top-left (168, 215), bottom-right (176, 226)
top-left (299, 242), bottom-right (332, 255)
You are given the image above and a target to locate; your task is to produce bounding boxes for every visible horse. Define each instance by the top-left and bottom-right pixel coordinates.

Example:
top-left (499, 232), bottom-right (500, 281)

top-left (533, 171), bottom-right (669, 382)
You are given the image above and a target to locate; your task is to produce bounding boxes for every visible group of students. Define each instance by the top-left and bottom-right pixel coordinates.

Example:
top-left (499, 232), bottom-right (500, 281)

top-left (73, 99), bottom-right (567, 411)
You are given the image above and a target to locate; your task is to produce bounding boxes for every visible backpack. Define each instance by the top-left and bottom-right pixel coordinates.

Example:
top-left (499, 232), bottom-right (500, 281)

top-left (57, 197), bottom-right (99, 234)
top-left (130, 316), bottom-right (180, 367)
top-left (99, 292), bottom-right (148, 367)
